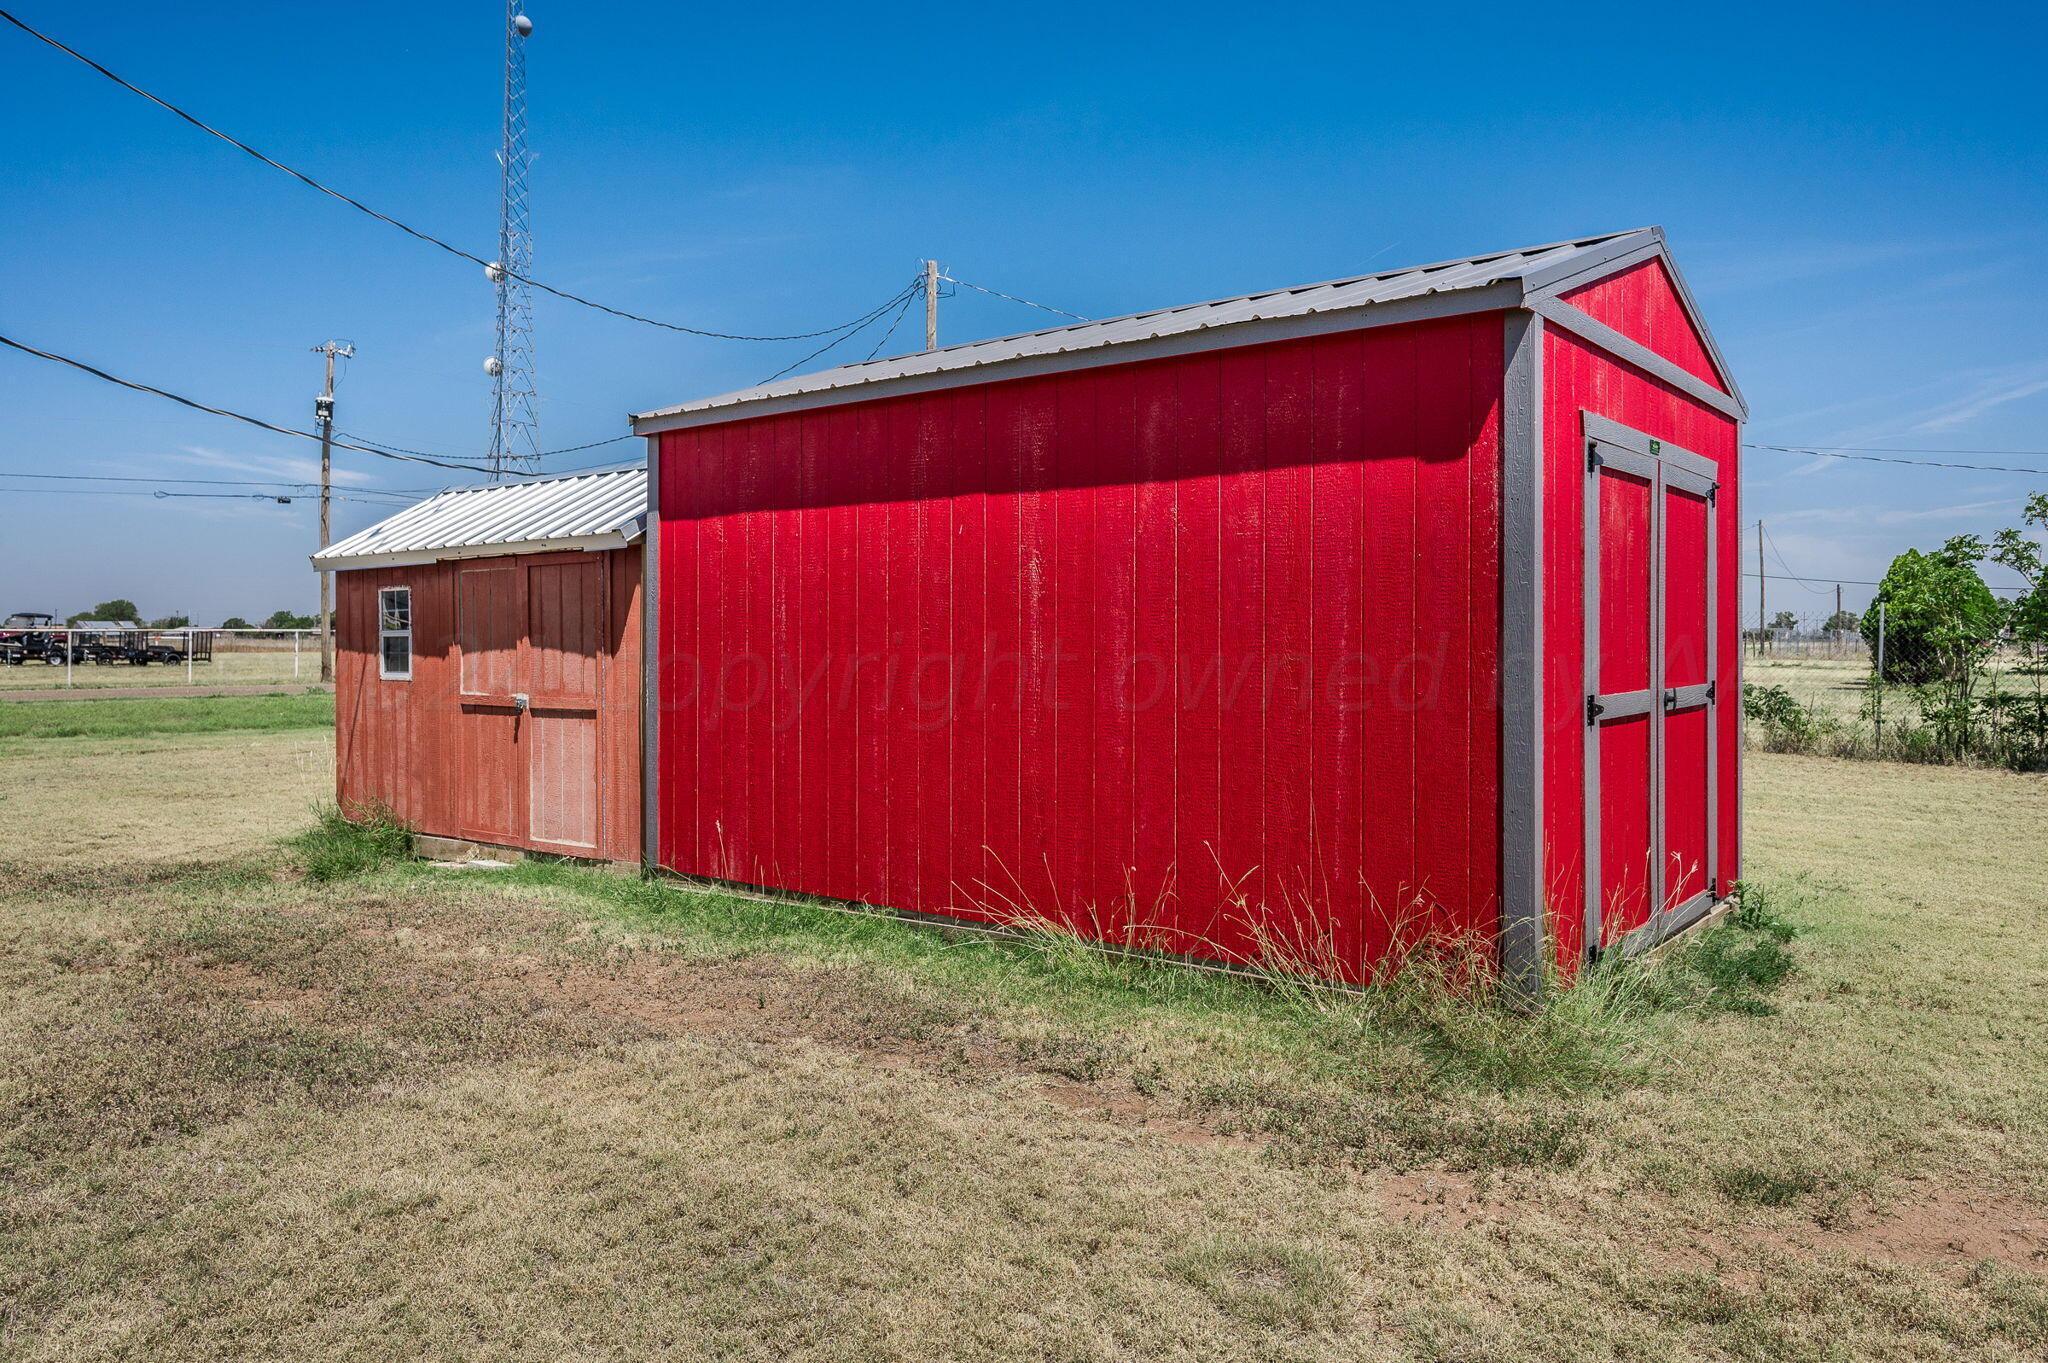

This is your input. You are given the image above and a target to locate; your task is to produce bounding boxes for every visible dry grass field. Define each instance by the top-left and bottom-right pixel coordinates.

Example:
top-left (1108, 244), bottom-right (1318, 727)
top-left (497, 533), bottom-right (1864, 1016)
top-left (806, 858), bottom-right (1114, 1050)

top-left (2, 696), bottom-right (2045, 1361)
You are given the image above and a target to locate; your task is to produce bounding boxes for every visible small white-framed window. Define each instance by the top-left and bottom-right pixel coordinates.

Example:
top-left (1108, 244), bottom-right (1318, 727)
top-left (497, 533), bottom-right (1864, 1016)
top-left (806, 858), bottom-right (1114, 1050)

top-left (378, 587), bottom-right (412, 680)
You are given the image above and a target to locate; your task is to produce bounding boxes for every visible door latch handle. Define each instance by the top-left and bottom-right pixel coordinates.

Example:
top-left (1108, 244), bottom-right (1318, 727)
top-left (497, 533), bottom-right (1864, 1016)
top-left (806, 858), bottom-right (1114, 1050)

top-left (1663, 688), bottom-right (1678, 709)
top-left (514, 692), bottom-right (529, 712)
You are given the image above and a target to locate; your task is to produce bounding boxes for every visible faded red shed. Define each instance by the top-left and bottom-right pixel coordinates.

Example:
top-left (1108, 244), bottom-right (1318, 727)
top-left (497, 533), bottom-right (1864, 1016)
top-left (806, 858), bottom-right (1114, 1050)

top-left (313, 465), bottom-right (646, 863)
top-left (618, 227), bottom-right (1745, 986)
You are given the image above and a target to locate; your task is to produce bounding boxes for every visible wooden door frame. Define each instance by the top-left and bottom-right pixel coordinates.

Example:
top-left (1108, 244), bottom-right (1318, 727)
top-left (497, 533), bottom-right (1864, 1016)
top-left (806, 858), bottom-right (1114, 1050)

top-left (452, 550), bottom-right (612, 857)
top-left (454, 559), bottom-right (529, 845)
top-left (1581, 412), bottom-right (1720, 958)
top-left (520, 552), bottom-right (609, 857)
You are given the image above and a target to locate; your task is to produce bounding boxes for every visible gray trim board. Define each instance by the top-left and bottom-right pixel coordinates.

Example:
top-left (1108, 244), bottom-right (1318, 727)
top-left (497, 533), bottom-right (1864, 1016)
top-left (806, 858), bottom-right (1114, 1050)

top-left (1706, 469), bottom-right (1720, 897)
top-left (641, 433), bottom-right (661, 873)
top-left (1520, 235), bottom-right (1665, 301)
top-left (1582, 414), bottom-right (1604, 952)
top-left (1731, 421), bottom-right (1743, 892)
top-left (1592, 441), bottom-right (1659, 482)
top-left (1522, 227), bottom-right (1750, 417)
top-left (1593, 688), bottom-right (1654, 720)
top-left (1662, 464), bottom-right (1717, 498)
top-left (1608, 888), bottom-right (1717, 958)
top-left (1584, 413), bottom-right (1719, 484)
top-left (1667, 682), bottom-right (1712, 710)
top-left (634, 283), bottom-right (1524, 435)
top-left (1499, 309), bottom-right (1545, 998)
top-left (1652, 244), bottom-right (1751, 418)
top-left (1534, 298), bottom-right (1747, 421)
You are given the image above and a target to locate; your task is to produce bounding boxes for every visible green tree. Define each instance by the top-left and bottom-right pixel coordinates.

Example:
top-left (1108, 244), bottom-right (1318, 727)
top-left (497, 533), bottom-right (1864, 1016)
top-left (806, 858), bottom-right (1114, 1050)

top-left (264, 609), bottom-right (317, 630)
top-left (148, 614), bottom-right (190, 629)
top-left (220, 616), bottom-right (254, 630)
top-left (1769, 610), bottom-right (1799, 634)
top-left (1992, 492), bottom-right (2048, 647)
top-left (1824, 609), bottom-right (1859, 634)
top-left (1862, 538), bottom-right (2003, 685)
top-left (69, 598), bottom-right (140, 625)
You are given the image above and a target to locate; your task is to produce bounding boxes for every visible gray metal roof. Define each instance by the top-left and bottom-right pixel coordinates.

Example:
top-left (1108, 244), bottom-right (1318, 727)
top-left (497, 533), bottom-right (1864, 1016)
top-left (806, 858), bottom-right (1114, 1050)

top-left (632, 227), bottom-right (1727, 432)
top-left (312, 464), bottom-right (647, 570)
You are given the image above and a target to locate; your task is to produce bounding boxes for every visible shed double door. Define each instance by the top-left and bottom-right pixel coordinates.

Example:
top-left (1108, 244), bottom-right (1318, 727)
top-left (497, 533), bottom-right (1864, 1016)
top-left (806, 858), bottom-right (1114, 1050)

top-left (1583, 415), bottom-right (1720, 953)
top-left (456, 554), bottom-right (607, 855)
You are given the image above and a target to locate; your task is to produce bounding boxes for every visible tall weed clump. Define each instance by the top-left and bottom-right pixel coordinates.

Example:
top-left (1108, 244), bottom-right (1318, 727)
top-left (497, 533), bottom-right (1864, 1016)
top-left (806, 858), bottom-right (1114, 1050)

top-left (289, 803), bottom-right (411, 882)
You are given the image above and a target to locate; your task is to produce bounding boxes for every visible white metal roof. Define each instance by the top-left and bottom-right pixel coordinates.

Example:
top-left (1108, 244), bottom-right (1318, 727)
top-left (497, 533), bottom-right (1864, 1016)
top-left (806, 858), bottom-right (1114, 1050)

top-left (311, 464), bottom-right (647, 571)
top-left (631, 227), bottom-right (1744, 432)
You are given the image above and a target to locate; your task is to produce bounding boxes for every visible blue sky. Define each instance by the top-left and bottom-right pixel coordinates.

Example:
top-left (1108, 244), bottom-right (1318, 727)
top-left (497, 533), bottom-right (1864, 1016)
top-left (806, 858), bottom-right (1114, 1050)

top-left (4, 1), bottom-right (2045, 624)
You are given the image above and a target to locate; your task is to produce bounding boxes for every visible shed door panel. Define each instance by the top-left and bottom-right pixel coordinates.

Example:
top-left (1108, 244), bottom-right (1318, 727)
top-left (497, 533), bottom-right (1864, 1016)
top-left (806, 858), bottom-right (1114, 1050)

top-left (1662, 484), bottom-right (1713, 910)
top-left (452, 555), bottom-right (607, 854)
top-left (459, 565), bottom-right (522, 698)
top-left (527, 560), bottom-right (601, 705)
top-left (523, 557), bottom-right (604, 852)
top-left (1584, 420), bottom-right (1721, 955)
top-left (457, 563), bottom-right (526, 843)
top-left (1591, 464), bottom-right (1656, 941)
top-left (459, 708), bottom-right (524, 843)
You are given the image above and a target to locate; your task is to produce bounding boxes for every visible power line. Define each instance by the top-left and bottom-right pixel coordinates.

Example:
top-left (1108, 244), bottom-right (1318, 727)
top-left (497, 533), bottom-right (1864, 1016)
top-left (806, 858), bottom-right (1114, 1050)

top-left (1761, 524), bottom-right (1832, 596)
top-left (0, 332), bottom-right (495, 473)
top-left (0, 8), bottom-right (919, 345)
top-left (334, 429), bottom-right (635, 462)
top-left (0, 484), bottom-right (403, 505)
top-left (940, 274), bottom-right (1090, 323)
top-left (0, 470), bottom-right (399, 491)
top-left (863, 287), bottom-right (922, 360)
top-left (758, 280), bottom-right (923, 384)
top-left (1747, 444), bottom-right (2048, 477)
top-left (1758, 442), bottom-right (2048, 458)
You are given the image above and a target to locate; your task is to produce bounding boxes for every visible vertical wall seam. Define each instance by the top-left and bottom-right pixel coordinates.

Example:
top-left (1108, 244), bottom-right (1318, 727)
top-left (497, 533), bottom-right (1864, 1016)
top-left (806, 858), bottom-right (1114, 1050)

top-left (1499, 310), bottom-right (1545, 996)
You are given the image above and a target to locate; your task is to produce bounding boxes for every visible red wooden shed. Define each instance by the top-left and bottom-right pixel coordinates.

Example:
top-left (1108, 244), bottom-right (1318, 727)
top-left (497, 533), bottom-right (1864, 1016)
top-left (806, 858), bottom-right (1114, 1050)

top-left (624, 227), bottom-right (1740, 987)
top-left (313, 465), bottom-right (646, 863)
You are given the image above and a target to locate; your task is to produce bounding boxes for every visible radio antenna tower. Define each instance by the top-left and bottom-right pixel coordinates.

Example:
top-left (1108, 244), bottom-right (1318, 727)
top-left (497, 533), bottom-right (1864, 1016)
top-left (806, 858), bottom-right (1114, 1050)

top-left (485, 0), bottom-right (538, 479)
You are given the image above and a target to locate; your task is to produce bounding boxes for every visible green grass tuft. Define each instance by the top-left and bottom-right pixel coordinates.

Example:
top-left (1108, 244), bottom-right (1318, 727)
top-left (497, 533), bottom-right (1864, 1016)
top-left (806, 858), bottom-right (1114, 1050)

top-left (288, 804), bottom-right (411, 882)
top-left (1659, 881), bottom-right (1802, 1015)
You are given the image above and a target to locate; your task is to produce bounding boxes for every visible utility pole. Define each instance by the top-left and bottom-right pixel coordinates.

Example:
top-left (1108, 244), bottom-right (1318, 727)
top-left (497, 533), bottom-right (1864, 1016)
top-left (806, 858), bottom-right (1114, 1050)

top-left (1757, 520), bottom-right (1766, 656)
top-left (923, 258), bottom-right (940, 352)
top-left (313, 340), bottom-right (354, 684)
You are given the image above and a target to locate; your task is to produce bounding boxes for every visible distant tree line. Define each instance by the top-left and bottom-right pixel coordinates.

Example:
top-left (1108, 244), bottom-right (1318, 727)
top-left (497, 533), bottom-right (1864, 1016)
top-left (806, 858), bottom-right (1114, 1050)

top-left (63, 600), bottom-right (318, 630)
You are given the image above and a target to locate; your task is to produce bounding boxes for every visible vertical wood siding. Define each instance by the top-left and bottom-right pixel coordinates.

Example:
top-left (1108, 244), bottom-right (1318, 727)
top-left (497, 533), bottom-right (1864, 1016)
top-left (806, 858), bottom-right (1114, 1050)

top-left (1561, 259), bottom-right (1728, 394)
top-left (656, 314), bottom-right (1505, 979)
top-left (333, 546), bottom-right (642, 863)
top-left (1542, 314), bottom-right (1741, 969)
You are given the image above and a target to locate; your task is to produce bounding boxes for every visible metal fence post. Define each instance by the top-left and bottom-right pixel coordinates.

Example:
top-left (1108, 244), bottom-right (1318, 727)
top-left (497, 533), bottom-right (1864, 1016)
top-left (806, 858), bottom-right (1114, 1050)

top-left (294, 630), bottom-right (301, 679)
top-left (65, 628), bottom-right (73, 687)
top-left (1874, 600), bottom-right (1886, 748)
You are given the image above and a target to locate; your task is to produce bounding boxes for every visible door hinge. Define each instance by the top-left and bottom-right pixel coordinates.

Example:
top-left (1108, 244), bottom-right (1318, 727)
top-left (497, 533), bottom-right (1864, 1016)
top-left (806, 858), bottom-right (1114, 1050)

top-left (1586, 694), bottom-right (1605, 725)
top-left (1663, 687), bottom-right (1679, 710)
top-left (1587, 441), bottom-right (1604, 472)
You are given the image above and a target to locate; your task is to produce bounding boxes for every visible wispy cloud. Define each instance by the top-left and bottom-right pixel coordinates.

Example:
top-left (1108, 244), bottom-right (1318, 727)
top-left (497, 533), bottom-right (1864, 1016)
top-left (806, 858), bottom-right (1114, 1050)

top-left (167, 444), bottom-right (374, 487)
top-left (1769, 498), bottom-right (2015, 528)
top-left (1907, 365), bottom-right (2048, 432)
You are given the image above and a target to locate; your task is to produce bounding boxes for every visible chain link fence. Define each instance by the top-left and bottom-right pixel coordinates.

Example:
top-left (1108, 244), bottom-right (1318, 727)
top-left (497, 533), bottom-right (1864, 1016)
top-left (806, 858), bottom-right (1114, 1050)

top-left (0, 628), bottom-right (328, 691)
top-left (1743, 609), bottom-right (2048, 769)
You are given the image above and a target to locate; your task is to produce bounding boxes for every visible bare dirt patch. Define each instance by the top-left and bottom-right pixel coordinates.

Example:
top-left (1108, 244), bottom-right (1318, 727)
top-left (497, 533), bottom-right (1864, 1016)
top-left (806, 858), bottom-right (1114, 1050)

top-left (1758, 1183), bottom-right (2048, 1279)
